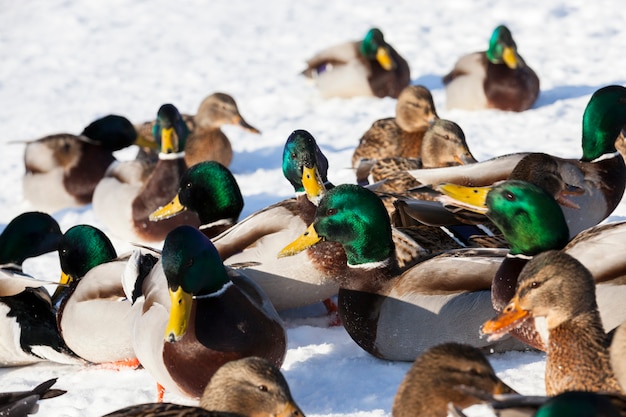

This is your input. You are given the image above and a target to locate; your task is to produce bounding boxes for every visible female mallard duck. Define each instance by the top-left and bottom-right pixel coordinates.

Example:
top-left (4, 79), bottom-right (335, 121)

top-left (443, 25), bottom-right (540, 111)
top-left (0, 212), bottom-right (83, 367)
top-left (279, 184), bottom-right (528, 361)
top-left (102, 357), bottom-right (304, 417)
top-left (135, 93), bottom-right (261, 167)
top-left (302, 28), bottom-right (410, 99)
top-left (352, 85), bottom-right (440, 172)
top-left (92, 104), bottom-right (201, 243)
top-left (148, 161), bottom-right (244, 239)
top-left (22, 114), bottom-right (152, 213)
top-left (126, 225), bottom-right (286, 400)
top-left (392, 342), bottom-right (515, 417)
top-left (438, 180), bottom-right (626, 350)
top-left (54, 224), bottom-right (139, 366)
top-left (482, 250), bottom-right (624, 395)
top-left (405, 85), bottom-right (626, 239)
top-left (0, 378), bottom-right (66, 416)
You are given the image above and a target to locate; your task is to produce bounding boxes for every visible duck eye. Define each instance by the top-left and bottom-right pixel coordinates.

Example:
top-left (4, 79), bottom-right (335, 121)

top-left (327, 208), bottom-right (338, 216)
top-left (257, 385), bottom-right (268, 392)
top-left (291, 152), bottom-right (297, 160)
top-left (504, 191), bottom-right (516, 201)
top-left (530, 281), bottom-right (541, 289)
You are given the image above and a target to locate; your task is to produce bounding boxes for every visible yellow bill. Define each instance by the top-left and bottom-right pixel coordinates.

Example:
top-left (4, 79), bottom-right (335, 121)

top-left (302, 166), bottom-right (326, 205)
top-left (160, 126), bottom-right (177, 154)
top-left (437, 183), bottom-right (491, 214)
top-left (376, 47), bottom-right (395, 71)
top-left (278, 223), bottom-right (322, 258)
top-left (133, 134), bottom-right (159, 150)
top-left (164, 286), bottom-right (193, 343)
top-left (502, 47), bottom-right (518, 69)
top-left (149, 194), bottom-right (186, 222)
top-left (52, 270), bottom-right (74, 302)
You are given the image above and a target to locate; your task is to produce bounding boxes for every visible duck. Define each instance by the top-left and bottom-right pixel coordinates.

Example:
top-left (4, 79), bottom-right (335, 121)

top-left (101, 357), bottom-right (305, 417)
top-left (443, 25), bottom-right (540, 111)
top-left (392, 342), bottom-right (516, 417)
top-left (126, 225), bottom-right (286, 400)
top-left (148, 161), bottom-right (244, 239)
top-left (0, 211), bottom-right (80, 366)
top-left (22, 114), bottom-right (153, 213)
top-left (404, 84), bottom-right (626, 239)
top-left (135, 92), bottom-right (261, 167)
top-left (302, 28), bottom-right (410, 99)
top-left (54, 224), bottom-right (140, 366)
top-left (0, 378), bottom-right (66, 416)
top-left (482, 250), bottom-right (624, 395)
top-left (92, 104), bottom-right (201, 243)
top-left (279, 184), bottom-right (529, 361)
top-left (352, 85), bottom-right (440, 172)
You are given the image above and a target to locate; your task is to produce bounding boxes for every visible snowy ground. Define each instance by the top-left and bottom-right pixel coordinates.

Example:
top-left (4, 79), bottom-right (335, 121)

top-left (1, 0), bottom-right (625, 415)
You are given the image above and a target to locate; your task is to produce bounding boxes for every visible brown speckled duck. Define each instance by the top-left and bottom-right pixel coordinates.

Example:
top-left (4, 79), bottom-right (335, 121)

top-left (352, 85), bottom-right (439, 171)
top-left (443, 25), bottom-right (540, 112)
top-left (101, 357), bottom-right (304, 417)
top-left (302, 28), bottom-right (410, 99)
top-left (482, 250), bottom-right (624, 396)
top-left (392, 342), bottom-right (515, 417)
top-left (136, 92), bottom-right (260, 167)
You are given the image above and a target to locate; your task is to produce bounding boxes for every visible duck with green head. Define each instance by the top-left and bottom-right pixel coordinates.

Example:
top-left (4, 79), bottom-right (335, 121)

top-left (279, 184), bottom-right (527, 361)
top-left (93, 103), bottom-right (201, 243)
top-left (54, 224), bottom-right (140, 366)
top-left (438, 179), bottom-right (626, 350)
top-left (406, 85), bottom-right (626, 240)
top-left (127, 225), bottom-right (286, 400)
top-left (302, 28), bottom-right (410, 99)
top-left (22, 114), bottom-right (154, 213)
top-left (148, 161), bottom-right (244, 239)
top-left (443, 25), bottom-right (540, 111)
top-left (0, 212), bottom-right (80, 366)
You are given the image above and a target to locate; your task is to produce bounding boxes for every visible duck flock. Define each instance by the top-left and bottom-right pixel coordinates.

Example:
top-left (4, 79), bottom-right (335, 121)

top-left (2, 1), bottom-right (626, 416)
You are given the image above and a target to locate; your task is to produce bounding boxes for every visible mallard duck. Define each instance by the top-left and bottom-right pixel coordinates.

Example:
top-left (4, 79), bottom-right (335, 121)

top-left (22, 114), bottom-right (152, 213)
top-left (279, 184), bottom-right (528, 361)
top-left (102, 357), bottom-right (304, 417)
top-left (54, 224), bottom-right (139, 366)
top-left (135, 93), bottom-right (261, 167)
top-left (392, 342), bottom-right (515, 417)
top-left (352, 85), bottom-right (439, 171)
top-left (0, 378), bottom-right (66, 416)
top-left (0, 212), bottom-right (80, 366)
top-left (482, 250), bottom-right (624, 395)
top-left (302, 28), bottom-right (410, 99)
top-left (126, 225), bottom-right (286, 399)
top-left (92, 104), bottom-right (201, 243)
top-left (443, 25), bottom-right (540, 111)
top-left (148, 161), bottom-right (244, 239)
top-left (405, 85), bottom-right (626, 239)
top-left (437, 180), bottom-right (626, 350)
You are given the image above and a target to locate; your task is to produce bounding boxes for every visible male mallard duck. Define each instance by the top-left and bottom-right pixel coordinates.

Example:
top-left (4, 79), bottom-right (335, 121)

top-left (392, 342), bottom-right (515, 417)
top-left (279, 184), bottom-right (528, 361)
top-left (0, 378), bottom-right (66, 416)
top-left (438, 180), bottom-right (626, 350)
top-left (54, 224), bottom-right (139, 366)
top-left (102, 357), bottom-right (304, 417)
top-left (22, 114), bottom-right (152, 213)
top-left (302, 28), bottom-right (410, 99)
top-left (93, 104), bottom-right (201, 243)
top-left (405, 85), bottom-right (626, 239)
top-left (443, 25), bottom-right (540, 111)
top-left (148, 161), bottom-right (244, 239)
top-left (127, 226), bottom-right (286, 399)
top-left (135, 92), bottom-right (261, 167)
top-left (0, 212), bottom-right (80, 366)
top-left (352, 85), bottom-right (439, 171)
top-left (482, 250), bottom-right (624, 395)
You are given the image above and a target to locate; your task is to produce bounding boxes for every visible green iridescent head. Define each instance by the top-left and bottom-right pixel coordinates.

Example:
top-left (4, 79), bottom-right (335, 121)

top-left (81, 114), bottom-right (138, 151)
top-left (486, 25), bottom-right (519, 68)
top-left (58, 224), bottom-right (117, 279)
top-left (580, 85), bottom-right (626, 162)
top-left (282, 129), bottom-right (329, 193)
top-left (153, 103), bottom-right (189, 154)
top-left (0, 212), bottom-right (62, 266)
top-left (360, 28), bottom-right (396, 70)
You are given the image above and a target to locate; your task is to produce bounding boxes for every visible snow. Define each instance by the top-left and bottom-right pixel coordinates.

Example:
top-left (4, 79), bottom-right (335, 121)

top-left (1, 0), bottom-right (625, 415)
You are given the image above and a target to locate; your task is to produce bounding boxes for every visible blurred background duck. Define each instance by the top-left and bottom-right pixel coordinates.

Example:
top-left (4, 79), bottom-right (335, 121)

top-left (135, 92), bottom-right (261, 167)
top-left (302, 28), bottom-right (410, 99)
top-left (101, 357), bottom-right (305, 417)
top-left (443, 25), bottom-right (540, 111)
top-left (0, 378), bottom-right (66, 416)
top-left (482, 250), bottom-right (624, 396)
top-left (149, 161), bottom-right (244, 239)
top-left (0, 212), bottom-right (80, 366)
top-left (22, 114), bottom-right (153, 213)
top-left (54, 224), bottom-right (139, 367)
top-left (392, 342), bottom-right (515, 417)
top-left (352, 85), bottom-right (440, 174)
top-left (125, 226), bottom-right (286, 400)
top-left (93, 104), bottom-right (201, 243)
